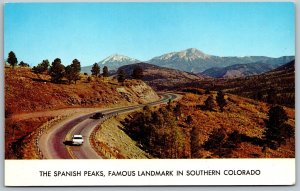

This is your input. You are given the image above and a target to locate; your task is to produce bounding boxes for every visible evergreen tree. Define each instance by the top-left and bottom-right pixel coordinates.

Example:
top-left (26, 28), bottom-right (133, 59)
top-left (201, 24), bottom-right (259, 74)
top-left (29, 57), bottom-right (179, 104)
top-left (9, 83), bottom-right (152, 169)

top-left (216, 90), bottom-right (226, 112)
top-left (226, 130), bottom-right (242, 149)
top-left (65, 65), bottom-right (73, 84)
top-left (204, 127), bottom-right (227, 157)
top-left (205, 95), bottom-right (215, 111)
top-left (264, 105), bottom-right (289, 149)
top-left (41, 60), bottom-right (50, 71)
top-left (283, 124), bottom-right (295, 141)
top-left (174, 103), bottom-right (182, 117)
top-left (71, 59), bottom-right (81, 72)
top-left (49, 58), bottom-right (65, 83)
top-left (32, 60), bottom-right (49, 77)
top-left (18, 61), bottom-right (29, 67)
top-left (91, 63), bottom-right (100, 77)
top-left (117, 69), bottom-right (126, 83)
top-left (7, 51), bottom-right (18, 69)
top-left (32, 66), bottom-right (43, 78)
top-left (65, 59), bottom-right (81, 84)
top-left (102, 66), bottom-right (109, 77)
top-left (190, 126), bottom-right (201, 158)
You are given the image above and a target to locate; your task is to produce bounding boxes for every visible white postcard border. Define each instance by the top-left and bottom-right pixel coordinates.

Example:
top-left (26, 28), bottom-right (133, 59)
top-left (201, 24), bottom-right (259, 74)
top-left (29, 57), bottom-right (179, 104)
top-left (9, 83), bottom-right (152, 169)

top-left (5, 159), bottom-right (295, 186)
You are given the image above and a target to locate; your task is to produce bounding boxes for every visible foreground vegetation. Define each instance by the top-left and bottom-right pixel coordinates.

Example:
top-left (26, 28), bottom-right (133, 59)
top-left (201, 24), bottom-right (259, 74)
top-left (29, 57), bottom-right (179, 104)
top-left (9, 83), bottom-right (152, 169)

top-left (5, 66), bottom-right (157, 159)
top-left (179, 60), bottom-right (295, 108)
top-left (122, 91), bottom-right (295, 158)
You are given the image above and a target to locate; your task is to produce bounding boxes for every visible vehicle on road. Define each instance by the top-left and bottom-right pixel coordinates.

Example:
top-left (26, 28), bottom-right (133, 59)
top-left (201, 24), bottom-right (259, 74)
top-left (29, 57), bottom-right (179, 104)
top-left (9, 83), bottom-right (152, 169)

top-left (91, 112), bottom-right (105, 119)
top-left (72, 135), bottom-right (84, 145)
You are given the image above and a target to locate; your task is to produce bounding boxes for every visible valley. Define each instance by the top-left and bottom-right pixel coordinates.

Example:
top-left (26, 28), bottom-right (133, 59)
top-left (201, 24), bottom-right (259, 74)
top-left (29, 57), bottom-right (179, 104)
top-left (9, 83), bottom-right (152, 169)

top-left (4, 48), bottom-right (295, 159)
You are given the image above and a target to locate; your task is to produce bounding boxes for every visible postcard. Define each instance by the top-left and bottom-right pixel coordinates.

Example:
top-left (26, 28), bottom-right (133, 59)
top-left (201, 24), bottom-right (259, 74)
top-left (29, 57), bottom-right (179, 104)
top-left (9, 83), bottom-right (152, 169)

top-left (4, 2), bottom-right (295, 186)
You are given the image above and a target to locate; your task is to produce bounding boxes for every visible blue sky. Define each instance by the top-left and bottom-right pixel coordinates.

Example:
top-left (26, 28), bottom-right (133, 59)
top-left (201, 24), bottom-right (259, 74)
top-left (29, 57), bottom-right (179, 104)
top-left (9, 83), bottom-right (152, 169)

top-left (4, 2), bottom-right (295, 67)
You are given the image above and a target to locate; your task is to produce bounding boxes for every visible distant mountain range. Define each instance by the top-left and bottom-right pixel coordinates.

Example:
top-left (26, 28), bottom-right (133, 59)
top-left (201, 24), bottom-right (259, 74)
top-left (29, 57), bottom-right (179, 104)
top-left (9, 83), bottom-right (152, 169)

top-left (200, 59), bottom-right (291, 78)
top-left (148, 48), bottom-right (294, 73)
top-left (81, 48), bottom-right (294, 75)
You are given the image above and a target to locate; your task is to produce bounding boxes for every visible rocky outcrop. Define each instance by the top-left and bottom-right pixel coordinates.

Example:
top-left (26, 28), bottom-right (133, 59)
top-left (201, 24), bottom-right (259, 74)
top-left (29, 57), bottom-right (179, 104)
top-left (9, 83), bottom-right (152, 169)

top-left (117, 80), bottom-right (160, 104)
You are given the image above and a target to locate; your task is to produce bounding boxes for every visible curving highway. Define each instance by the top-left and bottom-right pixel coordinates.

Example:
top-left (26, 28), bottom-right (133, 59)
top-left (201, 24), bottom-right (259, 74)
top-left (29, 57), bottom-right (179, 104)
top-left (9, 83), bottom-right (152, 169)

top-left (39, 93), bottom-right (181, 159)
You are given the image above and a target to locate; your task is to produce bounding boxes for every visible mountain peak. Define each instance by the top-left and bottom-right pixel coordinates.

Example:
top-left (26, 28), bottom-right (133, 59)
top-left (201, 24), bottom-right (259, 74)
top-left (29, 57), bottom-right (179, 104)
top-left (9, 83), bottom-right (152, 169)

top-left (185, 48), bottom-right (200, 53)
top-left (101, 54), bottom-right (137, 64)
top-left (181, 48), bottom-right (211, 59)
top-left (149, 48), bottom-right (212, 63)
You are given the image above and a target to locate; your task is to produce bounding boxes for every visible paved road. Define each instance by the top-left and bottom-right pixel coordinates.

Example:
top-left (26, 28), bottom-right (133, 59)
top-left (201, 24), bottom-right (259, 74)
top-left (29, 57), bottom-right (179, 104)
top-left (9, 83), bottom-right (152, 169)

top-left (39, 93), bottom-right (181, 159)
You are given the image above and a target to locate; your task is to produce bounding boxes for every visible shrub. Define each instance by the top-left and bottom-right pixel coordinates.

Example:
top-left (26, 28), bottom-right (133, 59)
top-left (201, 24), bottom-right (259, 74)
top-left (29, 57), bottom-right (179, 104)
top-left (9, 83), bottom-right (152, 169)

top-left (204, 95), bottom-right (215, 111)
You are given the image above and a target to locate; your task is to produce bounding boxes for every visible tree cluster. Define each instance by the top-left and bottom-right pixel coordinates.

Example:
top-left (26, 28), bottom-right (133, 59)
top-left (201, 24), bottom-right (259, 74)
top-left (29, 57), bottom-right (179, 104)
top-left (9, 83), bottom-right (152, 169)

top-left (263, 105), bottom-right (294, 150)
top-left (47, 58), bottom-right (82, 84)
top-left (32, 60), bottom-right (49, 77)
top-left (18, 61), bottom-right (30, 67)
top-left (203, 128), bottom-right (241, 157)
top-left (123, 106), bottom-right (187, 158)
top-left (65, 59), bottom-right (81, 84)
top-left (204, 91), bottom-right (227, 112)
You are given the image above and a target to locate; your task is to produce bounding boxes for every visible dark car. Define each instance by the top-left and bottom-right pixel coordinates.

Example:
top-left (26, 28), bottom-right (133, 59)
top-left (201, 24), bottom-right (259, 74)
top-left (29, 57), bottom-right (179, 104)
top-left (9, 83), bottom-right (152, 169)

top-left (91, 112), bottom-right (105, 119)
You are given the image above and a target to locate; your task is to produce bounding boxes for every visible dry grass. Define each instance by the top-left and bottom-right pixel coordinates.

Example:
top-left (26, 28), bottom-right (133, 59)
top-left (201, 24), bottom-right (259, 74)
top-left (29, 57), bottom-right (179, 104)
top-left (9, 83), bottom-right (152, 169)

top-left (5, 117), bottom-right (52, 159)
top-left (5, 67), bottom-right (159, 159)
top-left (176, 92), bottom-right (295, 158)
top-left (92, 114), bottom-right (151, 159)
top-left (5, 67), bottom-right (158, 115)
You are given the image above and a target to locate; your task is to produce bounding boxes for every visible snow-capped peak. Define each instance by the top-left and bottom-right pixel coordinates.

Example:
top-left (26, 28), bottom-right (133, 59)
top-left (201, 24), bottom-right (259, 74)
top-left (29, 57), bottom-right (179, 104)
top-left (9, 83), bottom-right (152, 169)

top-left (151, 48), bottom-right (212, 62)
top-left (99, 54), bottom-right (138, 64)
top-left (177, 48), bottom-right (211, 60)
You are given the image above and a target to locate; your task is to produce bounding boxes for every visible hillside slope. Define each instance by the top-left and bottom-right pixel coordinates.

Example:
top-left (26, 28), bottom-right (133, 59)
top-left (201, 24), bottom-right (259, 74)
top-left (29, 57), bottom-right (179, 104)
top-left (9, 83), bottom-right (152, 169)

top-left (180, 60), bottom-right (295, 107)
top-left (119, 92), bottom-right (294, 158)
top-left (5, 67), bottom-right (159, 159)
top-left (5, 68), bottom-right (159, 115)
top-left (201, 62), bottom-right (280, 78)
top-left (118, 62), bottom-right (203, 90)
top-left (176, 93), bottom-right (295, 158)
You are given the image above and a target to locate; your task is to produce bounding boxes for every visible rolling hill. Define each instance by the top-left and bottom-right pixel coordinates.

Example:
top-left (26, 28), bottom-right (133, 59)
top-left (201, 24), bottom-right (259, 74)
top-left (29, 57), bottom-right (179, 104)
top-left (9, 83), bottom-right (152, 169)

top-left (180, 60), bottom-right (295, 107)
top-left (118, 62), bottom-right (203, 90)
top-left (201, 62), bottom-right (280, 78)
top-left (5, 67), bottom-right (160, 159)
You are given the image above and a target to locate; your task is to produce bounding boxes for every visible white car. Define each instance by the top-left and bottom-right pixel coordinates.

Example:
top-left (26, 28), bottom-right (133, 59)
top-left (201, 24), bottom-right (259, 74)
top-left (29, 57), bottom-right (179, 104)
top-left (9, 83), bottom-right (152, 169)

top-left (72, 135), bottom-right (84, 145)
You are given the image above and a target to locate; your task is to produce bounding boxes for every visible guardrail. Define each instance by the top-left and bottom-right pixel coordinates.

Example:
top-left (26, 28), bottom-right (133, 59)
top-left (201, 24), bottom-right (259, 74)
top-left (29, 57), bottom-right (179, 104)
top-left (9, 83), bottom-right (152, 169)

top-left (89, 113), bottom-right (120, 159)
top-left (34, 116), bottom-right (66, 159)
top-left (33, 94), bottom-right (177, 159)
